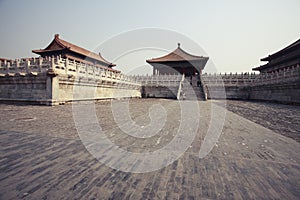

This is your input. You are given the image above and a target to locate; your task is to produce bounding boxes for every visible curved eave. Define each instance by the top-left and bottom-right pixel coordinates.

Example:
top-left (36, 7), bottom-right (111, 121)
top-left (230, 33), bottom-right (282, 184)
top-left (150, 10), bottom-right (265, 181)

top-left (252, 63), bottom-right (269, 71)
top-left (261, 38), bottom-right (300, 62)
top-left (252, 66), bottom-right (261, 71)
top-left (107, 63), bottom-right (116, 67)
top-left (261, 57), bottom-right (269, 62)
top-left (146, 44), bottom-right (208, 63)
top-left (56, 38), bottom-right (115, 67)
top-left (32, 48), bottom-right (67, 54)
top-left (146, 57), bottom-right (208, 63)
top-left (32, 49), bottom-right (116, 67)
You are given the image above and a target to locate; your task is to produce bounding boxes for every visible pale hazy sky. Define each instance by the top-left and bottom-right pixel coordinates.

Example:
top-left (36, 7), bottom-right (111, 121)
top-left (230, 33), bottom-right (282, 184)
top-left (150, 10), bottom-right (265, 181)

top-left (0, 0), bottom-right (299, 73)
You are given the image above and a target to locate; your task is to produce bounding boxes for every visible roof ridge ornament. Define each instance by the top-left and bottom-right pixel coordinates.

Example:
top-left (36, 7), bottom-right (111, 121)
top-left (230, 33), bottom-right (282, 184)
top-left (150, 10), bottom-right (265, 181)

top-left (55, 34), bottom-right (59, 39)
top-left (178, 43), bottom-right (181, 48)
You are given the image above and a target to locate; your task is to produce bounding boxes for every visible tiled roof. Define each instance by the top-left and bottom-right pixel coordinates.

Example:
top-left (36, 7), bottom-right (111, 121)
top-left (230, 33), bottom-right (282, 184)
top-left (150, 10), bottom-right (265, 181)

top-left (33, 34), bottom-right (115, 67)
top-left (146, 43), bottom-right (208, 63)
top-left (261, 38), bottom-right (300, 61)
top-left (253, 38), bottom-right (300, 71)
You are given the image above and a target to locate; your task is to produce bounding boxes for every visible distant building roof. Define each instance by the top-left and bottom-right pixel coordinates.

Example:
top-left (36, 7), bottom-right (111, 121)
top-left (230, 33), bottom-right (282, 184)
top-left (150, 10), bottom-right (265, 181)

top-left (32, 34), bottom-right (115, 67)
top-left (253, 38), bottom-right (300, 72)
top-left (261, 39), bottom-right (300, 62)
top-left (146, 43), bottom-right (208, 63)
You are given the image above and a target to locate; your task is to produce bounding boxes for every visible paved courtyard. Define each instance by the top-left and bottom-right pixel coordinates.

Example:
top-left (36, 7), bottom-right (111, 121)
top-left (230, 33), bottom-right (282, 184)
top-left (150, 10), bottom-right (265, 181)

top-left (0, 99), bottom-right (299, 199)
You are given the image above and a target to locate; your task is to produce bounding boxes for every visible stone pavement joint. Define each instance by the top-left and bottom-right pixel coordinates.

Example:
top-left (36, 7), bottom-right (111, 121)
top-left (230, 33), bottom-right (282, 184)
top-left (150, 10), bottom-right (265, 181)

top-left (0, 99), bottom-right (299, 199)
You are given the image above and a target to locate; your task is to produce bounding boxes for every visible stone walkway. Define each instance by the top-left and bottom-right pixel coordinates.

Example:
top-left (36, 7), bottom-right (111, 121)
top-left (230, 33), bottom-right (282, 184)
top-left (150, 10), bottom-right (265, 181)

top-left (0, 99), bottom-right (299, 199)
top-left (215, 100), bottom-right (300, 142)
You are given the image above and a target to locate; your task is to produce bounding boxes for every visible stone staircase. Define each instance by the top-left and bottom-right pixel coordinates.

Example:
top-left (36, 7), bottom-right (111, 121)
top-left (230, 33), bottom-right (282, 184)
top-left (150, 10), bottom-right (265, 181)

top-left (181, 84), bottom-right (206, 100)
top-left (178, 75), bottom-right (206, 101)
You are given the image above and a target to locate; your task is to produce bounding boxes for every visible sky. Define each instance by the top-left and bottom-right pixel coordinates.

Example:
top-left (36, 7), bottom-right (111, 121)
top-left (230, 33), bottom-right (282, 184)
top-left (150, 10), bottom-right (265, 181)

top-left (0, 0), bottom-right (299, 74)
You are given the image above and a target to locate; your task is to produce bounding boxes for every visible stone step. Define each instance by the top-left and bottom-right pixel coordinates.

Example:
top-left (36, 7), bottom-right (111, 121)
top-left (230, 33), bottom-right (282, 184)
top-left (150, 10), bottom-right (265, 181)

top-left (181, 86), bottom-right (206, 100)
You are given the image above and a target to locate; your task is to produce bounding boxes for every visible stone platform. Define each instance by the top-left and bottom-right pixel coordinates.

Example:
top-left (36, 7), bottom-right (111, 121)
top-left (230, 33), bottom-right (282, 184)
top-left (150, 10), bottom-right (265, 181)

top-left (0, 99), bottom-right (299, 199)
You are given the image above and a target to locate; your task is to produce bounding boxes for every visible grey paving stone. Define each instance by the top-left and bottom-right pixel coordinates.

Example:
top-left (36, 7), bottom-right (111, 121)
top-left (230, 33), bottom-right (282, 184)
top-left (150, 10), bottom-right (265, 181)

top-left (0, 99), bottom-right (299, 199)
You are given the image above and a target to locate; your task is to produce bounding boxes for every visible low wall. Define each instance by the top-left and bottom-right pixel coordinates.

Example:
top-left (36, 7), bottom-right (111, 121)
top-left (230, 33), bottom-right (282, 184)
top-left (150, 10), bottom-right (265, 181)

top-left (249, 82), bottom-right (300, 104)
top-left (203, 66), bottom-right (300, 104)
top-left (0, 57), bottom-right (141, 105)
top-left (57, 75), bottom-right (141, 103)
top-left (142, 86), bottom-right (178, 99)
top-left (136, 75), bottom-right (181, 99)
top-left (1, 57), bottom-right (299, 105)
top-left (0, 74), bottom-right (51, 104)
top-left (205, 85), bottom-right (248, 100)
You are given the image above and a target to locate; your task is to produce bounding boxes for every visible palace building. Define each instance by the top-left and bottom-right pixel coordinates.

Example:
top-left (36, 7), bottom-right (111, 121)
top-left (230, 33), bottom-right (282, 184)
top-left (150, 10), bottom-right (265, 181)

top-left (146, 43), bottom-right (208, 76)
top-left (0, 34), bottom-right (299, 105)
top-left (253, 39), bottom-right (300, 73)
top-left (32, 34), bottom-right (116, 70)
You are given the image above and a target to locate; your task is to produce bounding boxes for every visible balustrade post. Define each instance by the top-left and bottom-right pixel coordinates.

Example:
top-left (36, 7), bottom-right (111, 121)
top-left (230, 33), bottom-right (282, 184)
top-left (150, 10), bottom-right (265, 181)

top-left (16, 59), bottom-right (20, 68)
top-left (3, 59), bottom-right (7, 73)
top-left (38, 57), bottom-right (43, 72)
top-left (93, 66), bottom-right (96, 80)
top-left (86, 65), bottom-right (89, 79)
top-left (65, 58), bottom-right (69, 74)
top-left (25, 59), bottom-right (30, 73)
top-left (50, 56), bottom-right (55, 70)
top-left (7, 61), bottom-right (10, 73)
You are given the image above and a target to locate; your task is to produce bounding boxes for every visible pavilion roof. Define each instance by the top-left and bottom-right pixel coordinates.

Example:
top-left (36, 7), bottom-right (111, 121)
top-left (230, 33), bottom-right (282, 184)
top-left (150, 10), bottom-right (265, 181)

top-left (32, 34), bottom-right (115, 67)
top-left (146, 43), bottom-right (208, 63)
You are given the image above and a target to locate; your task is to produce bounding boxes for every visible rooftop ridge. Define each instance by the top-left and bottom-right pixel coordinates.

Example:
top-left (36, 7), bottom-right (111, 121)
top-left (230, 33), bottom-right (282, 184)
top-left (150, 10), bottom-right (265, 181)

top-left (33, 34), bottom-right (116, 67)
top-left (146, 44), bottom-right (208, 63)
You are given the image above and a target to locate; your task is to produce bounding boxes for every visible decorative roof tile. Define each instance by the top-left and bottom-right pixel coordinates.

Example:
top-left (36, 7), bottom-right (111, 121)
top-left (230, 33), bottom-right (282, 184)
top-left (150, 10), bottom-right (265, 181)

top-left (261, 38), bottom-right (300, 61)
top-left (146, 43), bottom-right (208, 63)
top-left (33, 34), bottom-right (115, 67)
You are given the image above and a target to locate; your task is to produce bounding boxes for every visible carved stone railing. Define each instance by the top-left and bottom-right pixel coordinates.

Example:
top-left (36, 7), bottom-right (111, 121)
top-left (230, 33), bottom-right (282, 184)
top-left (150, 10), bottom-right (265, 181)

top-left (0, 57), bottom-right (52, 77)
top-left (202, 73), bottom-right (258, 86)
top-left (1, 57), bottom-right (298, 88)
top-left (0, 57), bottom-right (140, 87)
top-left (133, 74), bottom-right (182, 86)
top-left (202, 65), bottom-right (300, 87)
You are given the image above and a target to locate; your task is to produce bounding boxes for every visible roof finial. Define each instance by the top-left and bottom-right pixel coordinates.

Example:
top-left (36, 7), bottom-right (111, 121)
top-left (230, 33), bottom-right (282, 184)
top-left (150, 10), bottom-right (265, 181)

top-left (178, 43), bottom-right (181, 48)
top-left (55, 34), bottom-right (59, 39)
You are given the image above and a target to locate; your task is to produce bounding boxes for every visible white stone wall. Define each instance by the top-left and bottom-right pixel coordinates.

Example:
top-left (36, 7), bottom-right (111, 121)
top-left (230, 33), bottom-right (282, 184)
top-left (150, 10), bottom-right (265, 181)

top-left (202, 64), bottom-right (300, 87)
top-left (0, 56), bottom-right (299, 105)
top-left (134, 75), bottom-right (182, 99)
top-left (0, 57), bottom-right (141, 105)
top-left (202, 65), bottom-right (300, 103)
